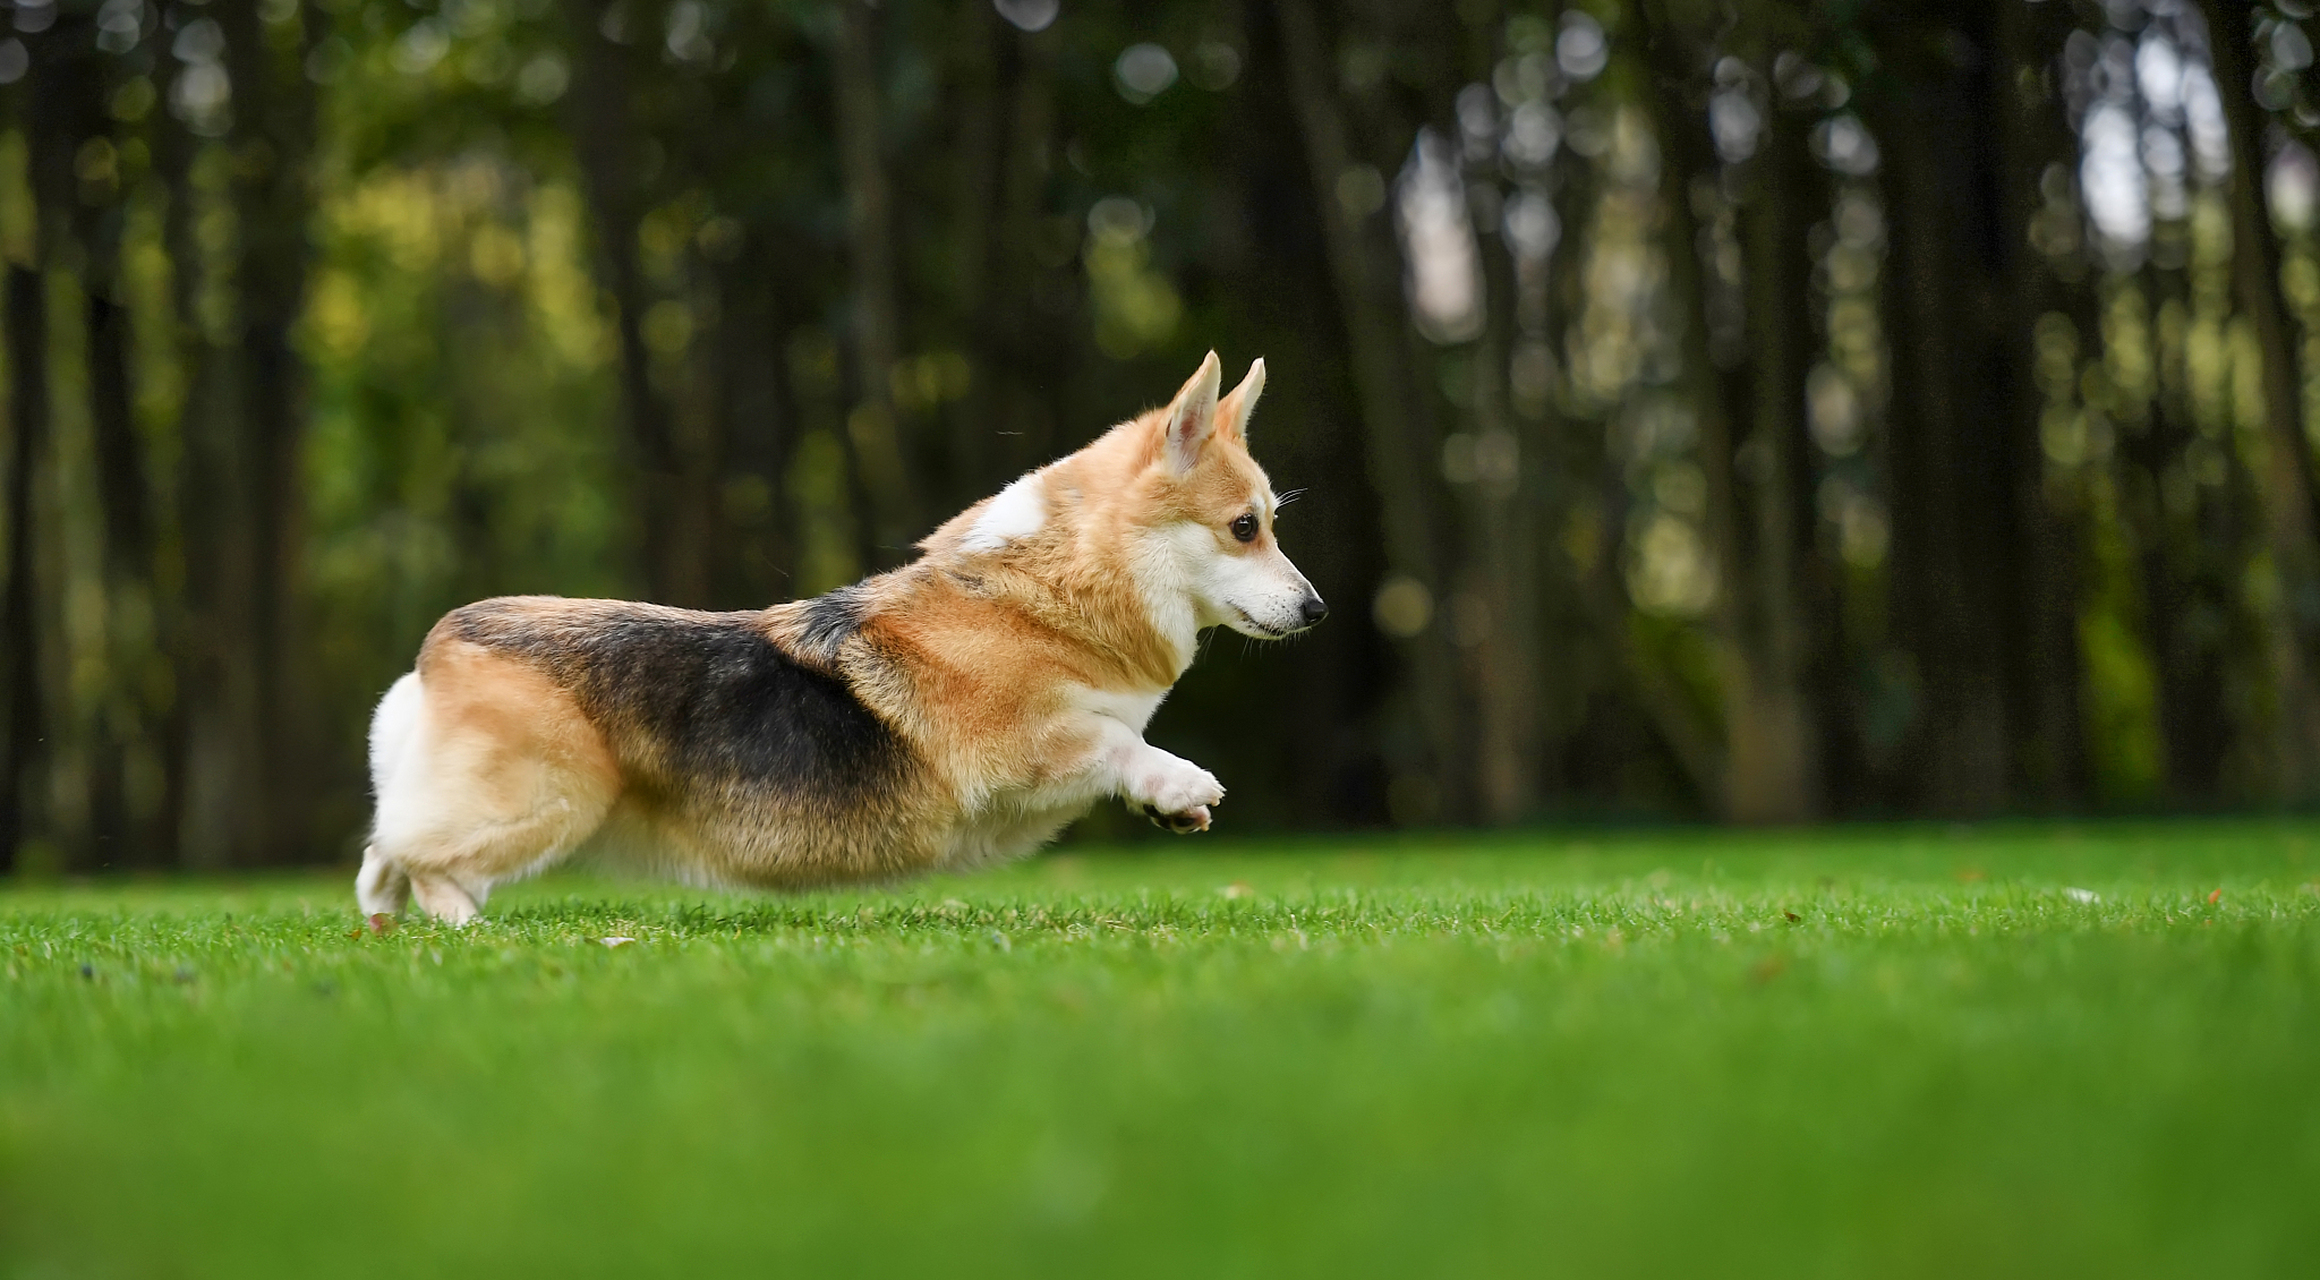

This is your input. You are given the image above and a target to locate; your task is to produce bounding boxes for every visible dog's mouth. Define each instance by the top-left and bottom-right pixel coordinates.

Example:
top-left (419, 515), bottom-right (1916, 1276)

top-left (1231, 605), bottom-right (1289, 638)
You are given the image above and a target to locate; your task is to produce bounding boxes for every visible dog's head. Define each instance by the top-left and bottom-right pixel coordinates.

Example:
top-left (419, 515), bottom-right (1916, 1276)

top-left (1131, 352), bottom-right (1328, 641)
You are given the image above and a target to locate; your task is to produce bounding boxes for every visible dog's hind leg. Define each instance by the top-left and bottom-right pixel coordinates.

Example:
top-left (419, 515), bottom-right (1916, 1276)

top-left (395, 797), bottom-right (609, 925)
top-left (369, 641), bottom-right (620, 925)
top-left (407, 870), bottom-right (483, 925)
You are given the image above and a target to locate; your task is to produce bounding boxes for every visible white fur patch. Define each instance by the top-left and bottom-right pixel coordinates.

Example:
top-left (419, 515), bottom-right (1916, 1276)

top-left (1130, 525), bottom-right (1204, 670)
top-left (962, 473), bottom-right (1048, 552)
top-left (1151, 516), bottom-right (1318, 642)
top-left (1073, 685), bottom-right (1170, 734)
top-left (368, 672), bottom-right (425, 796)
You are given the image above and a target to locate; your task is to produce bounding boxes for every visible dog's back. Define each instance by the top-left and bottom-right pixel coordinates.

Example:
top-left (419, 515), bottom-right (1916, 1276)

top-left (429, 596), bottom-right (913, 806)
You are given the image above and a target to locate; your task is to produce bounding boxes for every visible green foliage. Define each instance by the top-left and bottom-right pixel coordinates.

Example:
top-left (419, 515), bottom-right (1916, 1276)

top-left (6, 822), bottom-right (2320, 1276)
top-left (18, 0), bottom-right (2320, 867)
top-left (301, 168), bottom-right (635, 732)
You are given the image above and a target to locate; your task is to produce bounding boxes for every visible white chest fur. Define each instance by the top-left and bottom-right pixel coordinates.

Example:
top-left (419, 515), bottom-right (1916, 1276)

top-left (1071, 684), bottom-right (1169, 732)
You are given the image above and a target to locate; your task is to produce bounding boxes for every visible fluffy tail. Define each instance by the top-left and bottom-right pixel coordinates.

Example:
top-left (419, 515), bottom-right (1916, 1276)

top-left (355, 845), bottom-right (411, 916)
top-left (359, 673), bottom-right (426, 916)
top-left (369, 672), bottom-right (424, 797)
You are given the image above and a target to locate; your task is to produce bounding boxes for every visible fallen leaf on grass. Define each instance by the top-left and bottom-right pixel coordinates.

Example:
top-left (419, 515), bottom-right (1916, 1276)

top-left (366, 913), bottom-right (396, 937)
top-left (2208, 888), bottom-right (2223, 904)
top-left (601, 936), bottom-right (636, 948)
top-left (1783, 911), bottom-right (1801, 923)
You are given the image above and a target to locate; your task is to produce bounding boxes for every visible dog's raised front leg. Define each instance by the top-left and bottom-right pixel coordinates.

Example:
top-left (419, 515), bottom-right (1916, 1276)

top-left (1088, 721), bottom-right (1224, 833)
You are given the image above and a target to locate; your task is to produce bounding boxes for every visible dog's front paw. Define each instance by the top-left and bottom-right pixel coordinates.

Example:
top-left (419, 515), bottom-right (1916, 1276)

top-left (1144, 803), bottom-right (1212, 834)
top-left (1129, 757), bottom-right (1222, 835)
top-left (1140, 762), bottom-right (1224, 816)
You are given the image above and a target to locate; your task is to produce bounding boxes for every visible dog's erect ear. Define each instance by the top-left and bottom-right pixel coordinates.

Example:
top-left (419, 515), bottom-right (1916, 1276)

top-left (1162, 351), bottom-right (1223, 473)
top-left (1216, 357), bottom-right (1265, 443)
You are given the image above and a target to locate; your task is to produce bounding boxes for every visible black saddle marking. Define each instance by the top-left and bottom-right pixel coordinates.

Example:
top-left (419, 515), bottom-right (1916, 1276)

top-left (441, 598), bottom-right (908, 802)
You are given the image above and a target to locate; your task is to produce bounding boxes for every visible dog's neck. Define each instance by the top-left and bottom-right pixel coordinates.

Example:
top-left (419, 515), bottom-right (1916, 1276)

top-left (910, 499), bottom-right (1195, 690)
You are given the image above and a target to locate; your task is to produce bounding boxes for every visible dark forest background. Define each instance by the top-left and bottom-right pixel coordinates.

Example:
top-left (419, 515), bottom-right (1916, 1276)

top-left (5, 0), bottom-right (2320, 871)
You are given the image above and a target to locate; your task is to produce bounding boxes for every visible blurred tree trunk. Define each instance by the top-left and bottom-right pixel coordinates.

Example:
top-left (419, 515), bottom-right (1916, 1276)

top-left (26, 8), bottom-right (172, 867)
top-left (1582, 411), bottom-right (1728, 805)
top-left (175, 0), bottom-right (322, 864)
top-left (151, 3), bottom-right (255, 870)
top-left (1731, 95), bottom-right (1831, 823)
top-left (232, 0), bottom-right (322, 862)
top-left (150, 37), bottom-right (205, 869)
top-left (954, 16), bottom-right (1062, 496)
top-left (1639, 7), bottom-right (1820, 822)
top-left (1523, 140), bottom-right (1594, 809)
top-left (563, 0), bottom-right (705, 606)
top-left (17, 18), bottom-right (91, 865)
top-left (2200, 0), bottom-right (2320, 800)
top-left (1546, 57), bottom-right (1724, 809)
top-left (1459, 273), bottom-right (1544, 824)
top-left (1, 263), bottom-right (45, 874)
top-left (156, 16), bottom-right (246, 871)
top-left (2125, 259), bottom-right (2235, 801)
top-left (944, 0), bottom-right (1003, 501)
top-left (1456, 9), bottom-right (1542, 823)
top-left (833, 0), bottom-right (919, 562)
top-left (1862, 5), bottom-right (2021, 817)
top-left (1229, 2), bottom-right (1398, 827)
top-left (1996, 0), bottom-right (2092, 808)
top-left (1273, 0), bottom-right (1474, 820)
top-left (1453, 302), bottom-right (1544, 821)
top-left (711, 240), bottom-right (797, 607)
top-left (86, 278), bottom-right (157, 867)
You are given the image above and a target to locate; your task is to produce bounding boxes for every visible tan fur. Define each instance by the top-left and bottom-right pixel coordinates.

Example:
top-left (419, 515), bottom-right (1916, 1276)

top-left (358, 353), bottom-right (1323, 922)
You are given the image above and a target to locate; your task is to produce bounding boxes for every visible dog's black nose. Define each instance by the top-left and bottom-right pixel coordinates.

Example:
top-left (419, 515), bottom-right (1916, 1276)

top-left (1300, 595), bottom-right (1329, 626)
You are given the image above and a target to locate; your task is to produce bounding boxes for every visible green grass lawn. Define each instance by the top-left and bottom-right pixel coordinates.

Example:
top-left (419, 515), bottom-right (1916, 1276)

top-left (4, 821), bottom-right (2319, 1279)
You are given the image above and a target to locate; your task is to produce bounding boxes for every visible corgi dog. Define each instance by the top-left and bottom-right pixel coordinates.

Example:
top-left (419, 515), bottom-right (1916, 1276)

top-left (356, 353), bottom-right (1326, 923)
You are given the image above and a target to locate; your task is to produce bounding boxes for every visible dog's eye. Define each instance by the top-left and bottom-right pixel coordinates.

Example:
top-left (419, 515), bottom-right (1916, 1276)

top-left (1230, 513), bottom-right (1259, 543)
